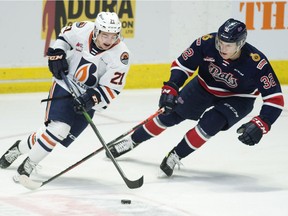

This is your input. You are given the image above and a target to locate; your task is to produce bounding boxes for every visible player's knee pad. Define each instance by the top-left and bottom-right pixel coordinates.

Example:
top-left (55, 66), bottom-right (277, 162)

top-left (198, 109), bottom-right (227, 136)
top-left (46, 120), bottom-right (71, 141)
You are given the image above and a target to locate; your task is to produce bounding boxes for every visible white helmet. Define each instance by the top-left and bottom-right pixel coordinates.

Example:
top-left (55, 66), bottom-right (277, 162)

top-left (93, 12), bottom-right (121, 40)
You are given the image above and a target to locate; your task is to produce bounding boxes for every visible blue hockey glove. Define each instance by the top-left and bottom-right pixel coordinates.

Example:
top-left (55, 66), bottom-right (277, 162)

top-left (159, 81), bottom-right (179, 115)
top-left (47, 48), bottom-right (68, 80)
top-left (73, 89), bottom-right (101, 114)
top-left (237, 116), bottom-right (271, 146)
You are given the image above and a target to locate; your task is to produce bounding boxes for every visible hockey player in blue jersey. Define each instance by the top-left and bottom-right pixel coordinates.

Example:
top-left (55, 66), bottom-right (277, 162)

top-left (107, 18), bottom-right (284, 177)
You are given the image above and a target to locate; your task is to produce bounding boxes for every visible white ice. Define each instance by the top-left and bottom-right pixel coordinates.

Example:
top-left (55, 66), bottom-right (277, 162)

top-left (0, 87), bottom-right (288, 216)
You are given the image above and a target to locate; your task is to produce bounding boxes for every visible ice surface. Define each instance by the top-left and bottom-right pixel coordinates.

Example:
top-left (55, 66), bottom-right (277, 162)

top-left (0, 87), bottom-right (288, 216)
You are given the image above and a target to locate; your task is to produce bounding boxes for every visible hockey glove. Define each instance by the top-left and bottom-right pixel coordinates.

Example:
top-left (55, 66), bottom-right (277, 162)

top-left (237, 116), bottom-right (271, 146)
top-left (47, 48), bottom-right (68, 80)
top-left (159, 81), bottom-right (179, 115)
top-left (73, 89), bottom-right (101, 114)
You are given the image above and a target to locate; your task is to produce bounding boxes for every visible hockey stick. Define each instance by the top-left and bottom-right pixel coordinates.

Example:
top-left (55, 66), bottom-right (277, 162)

top-left (18, 108), bottom-right (163, 190)
top-left (106, 108), bottom-right (164, 146)
top-left (19, 72), bottom-right (147, 190)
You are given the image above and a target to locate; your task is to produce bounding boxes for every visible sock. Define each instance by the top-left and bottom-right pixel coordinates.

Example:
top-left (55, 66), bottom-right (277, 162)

top-left (175, 125), bottom-right (210, 158)
top-left (132, 117), bottom-right (166, 143)
top-left (18, 132), bottom-right (37, 154)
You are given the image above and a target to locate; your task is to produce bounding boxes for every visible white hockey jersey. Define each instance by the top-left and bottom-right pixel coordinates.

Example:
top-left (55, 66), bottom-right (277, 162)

top-left (52, 21), bottom-right (130, 111)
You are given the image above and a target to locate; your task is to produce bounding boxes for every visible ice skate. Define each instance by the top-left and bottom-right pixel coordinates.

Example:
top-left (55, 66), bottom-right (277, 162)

top-left (13, 157), bottom-right (37, 182)
top-left (160, 148), bottom-right (182, 177)
top-left (0, 140), bottom-right (21, 169)
top-left (106, 136), bottom-right (137, 158)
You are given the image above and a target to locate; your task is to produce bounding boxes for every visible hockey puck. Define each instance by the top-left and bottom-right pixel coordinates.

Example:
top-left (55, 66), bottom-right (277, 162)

top-left (121, 199), bottom-right (131, 204)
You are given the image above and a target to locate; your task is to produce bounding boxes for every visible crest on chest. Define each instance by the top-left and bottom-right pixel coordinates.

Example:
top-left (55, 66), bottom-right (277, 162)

top-left (73, 57), bottom-right (98, 89)
top-left (208, 62), bottom-right (238, 88)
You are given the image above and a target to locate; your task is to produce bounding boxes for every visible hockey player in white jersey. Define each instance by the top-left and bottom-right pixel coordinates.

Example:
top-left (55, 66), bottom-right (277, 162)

top-left (0, 12), bottom-right (130, 181)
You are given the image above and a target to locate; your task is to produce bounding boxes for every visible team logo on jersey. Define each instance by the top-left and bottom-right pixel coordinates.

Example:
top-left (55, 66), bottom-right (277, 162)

top-left (250, 53), bottom-right (260, 62)
top-left (257, 59), bottom-right (267, 70)
top-left (74, 58), bottom-right (98, 89)
top-left (76, 22), bottom-right (87, 28)
top-left (76, 42), bottom-right (83, 52)
top-left (120, 52), bottom-right (129, 65)
top-left (208, 63), bottom-right (238, 88)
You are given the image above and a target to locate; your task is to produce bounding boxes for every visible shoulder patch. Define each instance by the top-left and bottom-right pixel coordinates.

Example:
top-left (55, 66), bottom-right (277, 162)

top-left (250, 53), bottom-right (261, 62)
top-left (257, 59), bottom-right (267, 70)
top-left (76, 22), bottom-right (87, 28)
top-left (202, 34), bottom-right (214, 41)
top-left (197, 34), bottom-right (214, 46)
top-left (120, 52), bottom-right (129, 65)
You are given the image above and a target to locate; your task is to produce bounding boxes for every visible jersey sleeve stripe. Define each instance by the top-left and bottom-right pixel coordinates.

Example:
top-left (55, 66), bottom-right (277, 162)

top-left (263, 102), bottom-right (284, 110)
top-left (97, 86), bottom-right (110, 104)
top-left (104, 86), bottom-right (116, 99)
top-left (172, 59), bottom-right (194, 76)
top-left (263, 94), bottom-right (284, 108)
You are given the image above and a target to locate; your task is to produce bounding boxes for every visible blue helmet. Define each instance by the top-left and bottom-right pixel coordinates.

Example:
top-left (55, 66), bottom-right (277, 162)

top-left (216, 18), bottom-right (247, 53)
top-left (217, 18), bottom-right (247, 44)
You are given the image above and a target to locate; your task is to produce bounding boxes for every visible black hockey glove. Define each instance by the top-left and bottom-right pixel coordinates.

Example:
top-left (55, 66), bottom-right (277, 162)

top-left (237, 116), bottom-right (271, 146)
top-left (73, 89), bottom-right (101, 114)
top-left (159, 81), bottom-right (179, 115)
top-left (47, 48), bottom-right (68, 80)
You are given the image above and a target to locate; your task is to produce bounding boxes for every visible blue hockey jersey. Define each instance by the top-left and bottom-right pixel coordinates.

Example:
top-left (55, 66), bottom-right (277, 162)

top-left (169, 33), bottom-right (284, 124)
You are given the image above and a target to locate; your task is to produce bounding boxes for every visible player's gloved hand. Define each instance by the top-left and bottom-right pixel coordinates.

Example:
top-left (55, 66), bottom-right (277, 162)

top-left (73, 89), bottom-right (101, 114)
top-left (237, 116), bottom-right (271, 146)
top-left (159, 81), bottom-right (179, 115)
top-left (47, 48), bottom-right (68, 80)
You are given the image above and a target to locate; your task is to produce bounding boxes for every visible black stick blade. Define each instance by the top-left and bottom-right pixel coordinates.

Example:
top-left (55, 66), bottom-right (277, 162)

top-left (125, 175), bottom-right (144, 189)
